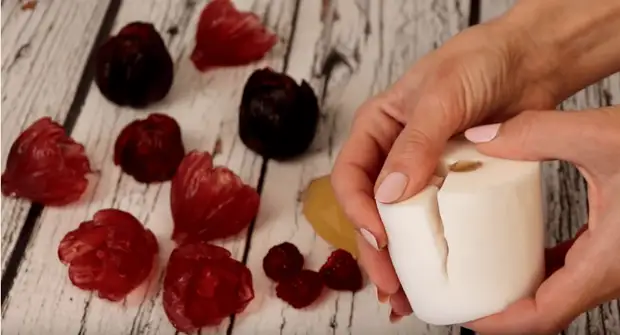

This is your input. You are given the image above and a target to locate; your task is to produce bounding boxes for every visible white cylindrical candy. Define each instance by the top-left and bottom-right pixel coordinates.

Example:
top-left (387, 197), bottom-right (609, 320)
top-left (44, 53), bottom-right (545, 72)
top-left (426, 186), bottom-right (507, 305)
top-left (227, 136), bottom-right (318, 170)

top-left (376, 139), bottom-right (545, 325)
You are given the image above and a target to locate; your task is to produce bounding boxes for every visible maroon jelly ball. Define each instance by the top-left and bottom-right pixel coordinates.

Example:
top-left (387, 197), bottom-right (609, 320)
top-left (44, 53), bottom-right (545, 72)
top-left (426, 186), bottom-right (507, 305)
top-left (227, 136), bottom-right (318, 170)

top-left (95, 22), bottom-right (174, 108)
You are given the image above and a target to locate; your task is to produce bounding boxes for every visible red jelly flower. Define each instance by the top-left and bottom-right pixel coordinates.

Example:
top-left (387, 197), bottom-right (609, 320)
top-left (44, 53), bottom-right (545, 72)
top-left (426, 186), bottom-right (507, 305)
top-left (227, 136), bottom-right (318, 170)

top-left (319, 249), bottom-right (363, 292)
top-left (170, 151), bottom-right (260, 244)
top-left (163, 242), bottom-right (254, 332)
top-left (1, 117), bottom-right (91, 206)
top-left (190, 0), bottom-right (278, 71)
top-left (57, 209), bottom-right (158, 301)
top-left (95, 22), bottom-right (174, 108)
top-left (114, 113), bottom-right (185, 183)
top-left (262, 242), bottom-right (304, 282)
top-left (276, 269), bottom-right (324, 309)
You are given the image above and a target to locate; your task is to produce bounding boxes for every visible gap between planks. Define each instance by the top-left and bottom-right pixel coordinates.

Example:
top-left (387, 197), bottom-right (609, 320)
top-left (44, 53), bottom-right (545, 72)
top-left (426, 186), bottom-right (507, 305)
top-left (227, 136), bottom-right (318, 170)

top-left (1, 0), bottom-right (123, 306)
top-left (0, 0), bottom-right (115, 280)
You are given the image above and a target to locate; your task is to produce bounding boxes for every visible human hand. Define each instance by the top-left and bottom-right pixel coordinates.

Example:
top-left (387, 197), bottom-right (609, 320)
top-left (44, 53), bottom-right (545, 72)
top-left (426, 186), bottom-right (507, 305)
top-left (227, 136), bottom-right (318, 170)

top-left (461, 107), bottom-right (620, 335)
top-left (331, 0), bottom-right (620, 320)
top-left (330, 18), bottom-right (560, 318)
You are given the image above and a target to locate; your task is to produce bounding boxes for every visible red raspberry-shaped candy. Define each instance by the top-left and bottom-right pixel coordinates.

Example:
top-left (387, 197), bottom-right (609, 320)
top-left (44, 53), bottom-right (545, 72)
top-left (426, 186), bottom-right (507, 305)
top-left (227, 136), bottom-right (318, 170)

top-left (319, 249), bottom-right (363, 292)
top-left (275, 270), bottom-right (323, 309)
top-left (262, 242), bottom-right (304, 282)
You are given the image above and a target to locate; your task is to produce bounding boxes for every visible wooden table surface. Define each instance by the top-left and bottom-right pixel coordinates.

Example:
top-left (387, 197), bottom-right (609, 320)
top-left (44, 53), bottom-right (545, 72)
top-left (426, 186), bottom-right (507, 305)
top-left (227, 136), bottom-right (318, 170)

top-left (1, 0), bottom-right (619, 334)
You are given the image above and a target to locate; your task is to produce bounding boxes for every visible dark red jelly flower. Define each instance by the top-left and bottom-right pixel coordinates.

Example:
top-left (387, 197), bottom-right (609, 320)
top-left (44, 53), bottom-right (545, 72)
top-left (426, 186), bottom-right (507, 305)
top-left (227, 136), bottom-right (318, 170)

top-left (1, 117), bottom-right (91, 206)
top-left (163, 242), bottom-right (254, 332)
top-left (276, 269), bottom-right (324, 309)
top-left (57, 209), bottom-right (158, 301)
top-left (190, 0), bottom-right (277, 71)
top-left (319, 249), bottom-right (363, 292)
top-left (114, 113), bottom-right (185, 183)
top-left (239, 67), bottom-right (320, 160)
top-left (262, 242), bottom-right (304, 282)
top-left (95, 22), bottom-right (174, 108)
top-left (170, 151), bottom-right (260, 244)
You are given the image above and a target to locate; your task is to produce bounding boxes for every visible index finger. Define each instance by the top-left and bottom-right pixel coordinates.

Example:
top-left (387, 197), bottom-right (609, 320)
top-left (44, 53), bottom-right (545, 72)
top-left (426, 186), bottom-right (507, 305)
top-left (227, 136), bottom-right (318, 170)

top-left (331, 97), bottom-right (404, 294)
top-left (332, 97), bottom-right (402, 249)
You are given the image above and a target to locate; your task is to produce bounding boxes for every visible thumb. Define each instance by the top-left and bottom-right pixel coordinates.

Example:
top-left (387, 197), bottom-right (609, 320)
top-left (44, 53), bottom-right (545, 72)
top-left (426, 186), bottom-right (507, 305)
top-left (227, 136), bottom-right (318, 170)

top-left (463, 108), bottom-right (620, 168)
top-left (374, 96), bottom-right (458, 204)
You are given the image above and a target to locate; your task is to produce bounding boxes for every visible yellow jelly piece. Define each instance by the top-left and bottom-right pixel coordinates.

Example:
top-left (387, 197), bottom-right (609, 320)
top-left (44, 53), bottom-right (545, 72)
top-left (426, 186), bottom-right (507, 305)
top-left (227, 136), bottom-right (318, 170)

top-left (301, 174), bottom-right (358, 258)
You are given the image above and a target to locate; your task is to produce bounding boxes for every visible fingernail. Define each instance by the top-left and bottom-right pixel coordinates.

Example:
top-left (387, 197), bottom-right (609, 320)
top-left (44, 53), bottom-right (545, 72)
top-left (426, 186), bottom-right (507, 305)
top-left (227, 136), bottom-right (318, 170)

top-left (360, 228), bottom-right (380, 250)
top-left (389, 310), bottom-right (404, 323)
top-left (429, 175), bottom-right (445, 188)
top-left (376, 287), bottom-right (389, 303)
top-left (375, 172), bottom-right (408, 203)
top-left (464, 123), bottom-right (501, 143)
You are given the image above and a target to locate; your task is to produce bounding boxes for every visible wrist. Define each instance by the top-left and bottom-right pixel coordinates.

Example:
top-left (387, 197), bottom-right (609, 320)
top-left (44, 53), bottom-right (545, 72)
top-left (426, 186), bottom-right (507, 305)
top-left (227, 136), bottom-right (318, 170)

top-left (501, 0), bottom-right (620, 102)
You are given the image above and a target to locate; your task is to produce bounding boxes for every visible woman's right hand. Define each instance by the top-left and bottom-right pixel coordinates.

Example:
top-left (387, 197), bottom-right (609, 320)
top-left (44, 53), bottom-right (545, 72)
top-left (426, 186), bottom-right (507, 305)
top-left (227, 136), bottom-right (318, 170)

top-left (331, 0), bottom-right (620, 319)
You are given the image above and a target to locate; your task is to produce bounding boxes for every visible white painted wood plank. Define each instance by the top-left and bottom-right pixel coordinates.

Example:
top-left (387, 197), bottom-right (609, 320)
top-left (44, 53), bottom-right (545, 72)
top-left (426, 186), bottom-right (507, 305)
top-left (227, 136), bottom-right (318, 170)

top-left (480, 2), bottom-right (620, 334)
top-left (0, 0), bottom-right (112, 276)
top-left (0, 0), bottom-right (298, 334)
top-left (235, 0), bottom-right (470, 334)
top-left (552, 77), bottom-right (620, 335)
top-left (479, 0), bottom-right (515, 21)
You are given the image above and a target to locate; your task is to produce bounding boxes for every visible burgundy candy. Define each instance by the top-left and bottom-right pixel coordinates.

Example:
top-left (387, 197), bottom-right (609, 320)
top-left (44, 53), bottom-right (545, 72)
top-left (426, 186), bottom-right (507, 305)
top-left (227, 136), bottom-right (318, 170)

top-left (114, 113), bottom-right (185, 183)
top-left (95, 22), bottom-right (174, 108)
top-left (239, 68), bottom-right (319, 160)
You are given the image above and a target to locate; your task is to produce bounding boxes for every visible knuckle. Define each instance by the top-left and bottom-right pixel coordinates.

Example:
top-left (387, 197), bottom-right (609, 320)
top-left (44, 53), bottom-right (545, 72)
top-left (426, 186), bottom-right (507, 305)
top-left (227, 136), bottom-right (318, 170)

top-left (508, 110), bottom-right (540, 143)
top-left (340, 196), bottom-right (366, 229)
top-left (390, 127), bottom-right (437, 165)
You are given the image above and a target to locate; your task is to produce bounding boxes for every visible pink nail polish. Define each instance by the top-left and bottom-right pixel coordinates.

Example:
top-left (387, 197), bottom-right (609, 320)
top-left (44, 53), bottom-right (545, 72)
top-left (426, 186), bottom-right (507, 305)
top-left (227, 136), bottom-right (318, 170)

top-left (464, 123), bottom-right (501, 143)
top-left (360, 228), bottom-right (380, 250)
top-left (376, 286), bottom-right (390, 303)
top-left (375, 172), bottom-right (408, 203)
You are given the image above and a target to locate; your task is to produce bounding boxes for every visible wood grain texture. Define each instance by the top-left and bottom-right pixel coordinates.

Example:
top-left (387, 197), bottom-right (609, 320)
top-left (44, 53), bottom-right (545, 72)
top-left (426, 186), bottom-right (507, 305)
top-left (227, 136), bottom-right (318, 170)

top-left (0, 0), bottom-right (112, 276)
top-left (551, 78), bottom-right (620, 335)
top-left (236, 0), bottom-right (469, 334)
top-left (481, 1), bottom-right (620, 334)
top-left (0, 0), bottom-right (298, 334)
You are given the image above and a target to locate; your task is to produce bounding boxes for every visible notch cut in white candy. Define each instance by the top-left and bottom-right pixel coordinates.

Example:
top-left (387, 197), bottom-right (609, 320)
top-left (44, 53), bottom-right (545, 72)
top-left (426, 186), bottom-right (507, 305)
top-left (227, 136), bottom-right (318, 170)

top-left (376, 139), bottom-right (545, 326)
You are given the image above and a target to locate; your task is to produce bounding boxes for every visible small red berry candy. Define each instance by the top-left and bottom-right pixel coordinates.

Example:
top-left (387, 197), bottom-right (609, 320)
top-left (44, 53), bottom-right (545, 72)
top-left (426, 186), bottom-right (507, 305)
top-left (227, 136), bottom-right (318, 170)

top-left (275, 270), bottom-right (323, 309)
top-left (114, 113), bottom-right (185, 183)
top-left (57, 209), bottom-right (158, 301)
top-left (163, 242), bottom-right (254, 333)
top-left (1, 117), bottom-right (91, 206)
top-left (318, 249), bottom-right (363, 292)
top-left (262, 242), bottom-right (304, 282)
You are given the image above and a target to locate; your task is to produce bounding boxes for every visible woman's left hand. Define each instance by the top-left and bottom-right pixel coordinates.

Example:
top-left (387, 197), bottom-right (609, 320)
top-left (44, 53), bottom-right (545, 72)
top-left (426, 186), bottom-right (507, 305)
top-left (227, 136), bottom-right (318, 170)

top-left (462, 106), bottom-right (620, 335)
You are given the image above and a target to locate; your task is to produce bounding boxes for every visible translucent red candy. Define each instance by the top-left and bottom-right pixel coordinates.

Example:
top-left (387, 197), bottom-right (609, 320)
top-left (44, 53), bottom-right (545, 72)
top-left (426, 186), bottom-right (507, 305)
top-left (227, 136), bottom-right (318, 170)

top-left (319, 249), bottom-right (363, 292)
top-left (170, 151), bottom-right (260, 244)
top-left (57, 209), bottom-right (158, 301)
top-left (114, 113), bottom-right (185, 183)
top-left (276, 269), bottom-right (324, 309)
top-left (190, 0), bottom-right (278, 71)
top-left (163, 242), bottom-right (254, 332)
top-left (1, 117), bottom-right (91, 206)
top-left (262, 242), bottom-right (304, 282)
